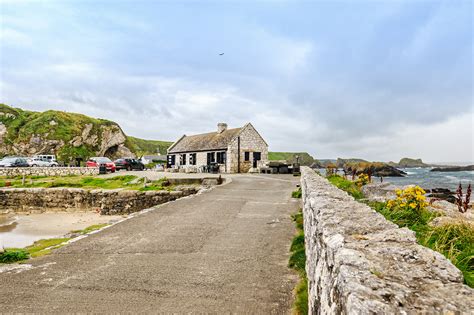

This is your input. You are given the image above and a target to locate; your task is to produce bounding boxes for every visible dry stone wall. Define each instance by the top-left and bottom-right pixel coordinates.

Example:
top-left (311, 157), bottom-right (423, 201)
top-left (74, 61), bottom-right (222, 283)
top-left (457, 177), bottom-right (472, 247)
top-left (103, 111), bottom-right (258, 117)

top-left (301, 166), bottom-right (473, 314)
top-left (0, 187), bottom-right (198, 215)
top-left (0, 167), bottom-right (99, 177)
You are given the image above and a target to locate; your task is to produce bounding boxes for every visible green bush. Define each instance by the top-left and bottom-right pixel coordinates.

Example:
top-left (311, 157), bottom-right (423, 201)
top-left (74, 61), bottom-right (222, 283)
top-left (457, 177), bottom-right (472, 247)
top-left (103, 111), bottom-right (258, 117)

top-left (292, 188), bottom-right (302, 198)
top-left (0, 249), bottom-right (29, 263)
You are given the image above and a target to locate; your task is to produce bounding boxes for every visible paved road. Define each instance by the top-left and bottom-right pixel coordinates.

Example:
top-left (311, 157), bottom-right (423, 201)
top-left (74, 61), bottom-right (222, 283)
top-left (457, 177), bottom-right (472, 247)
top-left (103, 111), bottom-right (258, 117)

top-left (0, 175), bottom-right (300, 313)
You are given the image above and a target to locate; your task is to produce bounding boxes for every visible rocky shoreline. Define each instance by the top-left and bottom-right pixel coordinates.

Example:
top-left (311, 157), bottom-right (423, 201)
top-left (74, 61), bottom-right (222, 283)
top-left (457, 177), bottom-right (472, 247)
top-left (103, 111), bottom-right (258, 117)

top-left (431, 165), bottom-right (474, 172)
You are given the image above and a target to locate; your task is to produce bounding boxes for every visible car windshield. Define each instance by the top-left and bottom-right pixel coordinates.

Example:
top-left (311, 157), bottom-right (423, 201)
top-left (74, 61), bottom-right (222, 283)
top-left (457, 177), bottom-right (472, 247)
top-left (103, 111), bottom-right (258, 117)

top-left (1, 157), bottom-right (17, 163)
top-left (95, 157), bottom-right (112, 163)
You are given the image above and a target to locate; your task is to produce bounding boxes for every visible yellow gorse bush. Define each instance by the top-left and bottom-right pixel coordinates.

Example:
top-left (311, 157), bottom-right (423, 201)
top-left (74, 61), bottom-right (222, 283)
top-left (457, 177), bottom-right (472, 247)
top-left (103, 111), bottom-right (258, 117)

top-left (387, 186), bottom-right (428, 212)
top-left (355, 173), bottom-right (370, 187)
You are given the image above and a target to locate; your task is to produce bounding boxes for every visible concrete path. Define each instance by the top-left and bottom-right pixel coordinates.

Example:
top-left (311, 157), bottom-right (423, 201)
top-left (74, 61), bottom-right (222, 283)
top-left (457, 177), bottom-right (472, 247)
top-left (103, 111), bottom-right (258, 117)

top-left (0, 175), bottom-right (300, 313)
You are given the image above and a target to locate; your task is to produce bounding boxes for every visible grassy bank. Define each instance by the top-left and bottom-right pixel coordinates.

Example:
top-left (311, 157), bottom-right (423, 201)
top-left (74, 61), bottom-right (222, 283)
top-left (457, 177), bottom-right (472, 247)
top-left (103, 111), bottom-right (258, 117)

top-left (0, 175), bottom-right (173, 191)
top-left (289, 185), bottom-right (308, 315)
top-left (326, 174), bottom-right (474, 288)
top-left (0, 224), bottom-right (110, 263)
top-left (289, 209), bottom-right (308, 315)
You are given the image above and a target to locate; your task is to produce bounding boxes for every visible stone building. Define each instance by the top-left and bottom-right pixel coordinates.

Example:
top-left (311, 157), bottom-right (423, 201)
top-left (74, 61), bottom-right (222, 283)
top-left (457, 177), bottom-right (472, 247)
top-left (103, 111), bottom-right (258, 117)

top-left (167, 123), bottom-right (268, 173)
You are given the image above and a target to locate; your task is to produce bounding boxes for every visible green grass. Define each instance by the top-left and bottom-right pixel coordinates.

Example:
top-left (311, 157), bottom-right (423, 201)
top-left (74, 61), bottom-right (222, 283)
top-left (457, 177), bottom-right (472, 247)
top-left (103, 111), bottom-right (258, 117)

top-left (419, 223), bottom-right (474, 287)
top-left (292, 188), bottom-right (302, 198)
top-left (0, 249), bottom-right (29, 263)
top-left (268, 152), bottom-right (315, 166)
top-left (326, 175), bottom-right (364, 200)
top-left (0, 223), bottom-right (114, 264)
top-left (126, 136), bottom-right (173, 156)
top-left (72, 223), bottom-right (109, 235)
top-left (289, 210), bottom-right (308, 315)
top-left (0, 175), bottom-right (171, 191)
top-left (25, 238), bottom-right (71, 258)
top-left (325, 174), bottom-right (474, 288)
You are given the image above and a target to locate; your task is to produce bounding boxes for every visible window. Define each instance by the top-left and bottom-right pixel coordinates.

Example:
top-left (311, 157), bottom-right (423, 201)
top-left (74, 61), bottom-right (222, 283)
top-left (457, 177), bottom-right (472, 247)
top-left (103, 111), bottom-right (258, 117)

top-left (207, 152), bottom-right (215, 165)
top-left (180, 154), bottom-right (187, 165)
top-left (216, 151), bottom-right (226, 164)
top-left (244, 151), bottom-right (250, 161)
top-left (190, 153), bottom-right (197, 165)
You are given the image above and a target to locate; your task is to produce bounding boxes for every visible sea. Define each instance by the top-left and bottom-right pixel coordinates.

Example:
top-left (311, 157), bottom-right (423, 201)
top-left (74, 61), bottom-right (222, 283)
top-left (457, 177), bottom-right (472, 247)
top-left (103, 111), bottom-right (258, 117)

top-left (383, 167), bottom-right (474, 191)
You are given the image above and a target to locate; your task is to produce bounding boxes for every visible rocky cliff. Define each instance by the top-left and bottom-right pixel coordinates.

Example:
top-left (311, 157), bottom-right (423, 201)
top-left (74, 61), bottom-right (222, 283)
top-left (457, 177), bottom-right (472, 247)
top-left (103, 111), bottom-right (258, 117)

top-left (0, 104), bottom-right (169, 162)
top-left (388, 158), bottom-right (429, 168)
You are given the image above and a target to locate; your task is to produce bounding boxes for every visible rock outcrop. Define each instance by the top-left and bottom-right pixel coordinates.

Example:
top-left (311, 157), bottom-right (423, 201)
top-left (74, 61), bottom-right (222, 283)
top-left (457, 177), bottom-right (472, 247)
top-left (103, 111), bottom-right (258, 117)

top-left (431, 165), bottom-right (474, 172)
top-left (0, 104), bottom-right (137, 162)
top-left (389, 158), bottom-right (429, 168)
top-left (342, 161), bottom-right (406, 177)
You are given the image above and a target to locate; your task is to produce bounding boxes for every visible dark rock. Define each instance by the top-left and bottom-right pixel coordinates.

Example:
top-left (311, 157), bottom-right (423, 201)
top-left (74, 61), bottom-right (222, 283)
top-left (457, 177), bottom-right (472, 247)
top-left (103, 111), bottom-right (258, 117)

top-left (431, 165), bottom-right (474, 172)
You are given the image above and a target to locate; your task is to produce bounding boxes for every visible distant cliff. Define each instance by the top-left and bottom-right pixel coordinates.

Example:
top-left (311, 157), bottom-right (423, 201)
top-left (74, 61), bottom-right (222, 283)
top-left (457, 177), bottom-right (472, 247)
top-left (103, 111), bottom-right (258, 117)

top-left (0, 104), bottom-right (171, 162)
top-left (389, 158), bottom-right (429, 168)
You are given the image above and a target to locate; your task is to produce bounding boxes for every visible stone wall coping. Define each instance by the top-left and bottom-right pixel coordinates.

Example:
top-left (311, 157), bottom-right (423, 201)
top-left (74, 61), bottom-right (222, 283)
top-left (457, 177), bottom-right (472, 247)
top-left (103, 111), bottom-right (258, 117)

top-left (301, 166), bottom-right (473, 314)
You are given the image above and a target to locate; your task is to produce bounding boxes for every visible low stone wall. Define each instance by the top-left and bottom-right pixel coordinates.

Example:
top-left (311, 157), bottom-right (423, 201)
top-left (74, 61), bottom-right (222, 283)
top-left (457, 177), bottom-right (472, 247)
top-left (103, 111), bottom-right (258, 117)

top-left (0, 167), bottom-right (99, 177)
top-left (301, 167), bottom-right (473, 314)
top-left (0, 187), bottom-right (198, 215)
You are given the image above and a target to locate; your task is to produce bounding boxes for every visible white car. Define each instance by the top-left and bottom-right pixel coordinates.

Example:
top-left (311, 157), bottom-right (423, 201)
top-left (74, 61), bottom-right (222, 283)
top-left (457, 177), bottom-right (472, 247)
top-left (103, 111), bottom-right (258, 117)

top-left (28, 158), bottom-right (59, 167)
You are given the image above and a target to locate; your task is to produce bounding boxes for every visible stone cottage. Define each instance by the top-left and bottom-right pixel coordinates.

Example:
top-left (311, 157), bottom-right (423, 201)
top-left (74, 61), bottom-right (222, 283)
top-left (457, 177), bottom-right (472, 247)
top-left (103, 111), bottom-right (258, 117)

top-left (167, 123), bottom-right (268, 173)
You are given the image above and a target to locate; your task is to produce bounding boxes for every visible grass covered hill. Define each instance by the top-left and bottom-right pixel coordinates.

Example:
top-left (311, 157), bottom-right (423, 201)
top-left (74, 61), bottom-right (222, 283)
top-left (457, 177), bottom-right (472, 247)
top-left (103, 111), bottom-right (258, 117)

top-left (0, 104), bottom-right (171, 162)
top-left (268, 152), bottom-right (316, 166)
top-left (126, 136), bottom-right (173, 156)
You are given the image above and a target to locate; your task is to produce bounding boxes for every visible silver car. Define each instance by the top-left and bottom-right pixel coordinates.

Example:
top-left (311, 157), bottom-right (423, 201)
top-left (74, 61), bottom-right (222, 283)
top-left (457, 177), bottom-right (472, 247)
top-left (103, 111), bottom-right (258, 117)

top-left (27, 157), bottom-right (59, 167)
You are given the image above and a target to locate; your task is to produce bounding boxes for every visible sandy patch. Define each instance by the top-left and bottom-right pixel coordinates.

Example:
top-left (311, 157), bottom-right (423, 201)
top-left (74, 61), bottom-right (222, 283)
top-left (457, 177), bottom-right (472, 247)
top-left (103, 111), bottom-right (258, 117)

top-left (0, 212), bottom-right (123, 248)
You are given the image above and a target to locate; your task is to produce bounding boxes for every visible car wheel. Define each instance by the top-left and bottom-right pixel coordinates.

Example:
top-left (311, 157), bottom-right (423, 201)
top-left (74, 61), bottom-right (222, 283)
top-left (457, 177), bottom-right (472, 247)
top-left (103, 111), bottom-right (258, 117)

top-left (127, 166), bottom-right (132, 171)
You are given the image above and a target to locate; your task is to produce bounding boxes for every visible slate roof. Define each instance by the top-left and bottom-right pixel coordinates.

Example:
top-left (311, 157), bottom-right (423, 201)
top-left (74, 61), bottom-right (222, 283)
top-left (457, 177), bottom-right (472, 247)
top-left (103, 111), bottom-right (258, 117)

top-left (168, 127), bottom-right (242, 153)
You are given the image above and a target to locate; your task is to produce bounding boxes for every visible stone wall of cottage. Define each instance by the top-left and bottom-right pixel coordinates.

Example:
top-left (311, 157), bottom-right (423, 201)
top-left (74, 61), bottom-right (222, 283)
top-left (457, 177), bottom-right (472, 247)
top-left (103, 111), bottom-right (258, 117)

top-left (0, 187), bottom-right (198, 215)
top-left (0, 167), bottom-right (99, 177)
top-left (227, 124), bottom-right (268, 173)
top-left (300, 167), bottom-right (474, 314)
top-left (170, 151), bottom-right (227, 173)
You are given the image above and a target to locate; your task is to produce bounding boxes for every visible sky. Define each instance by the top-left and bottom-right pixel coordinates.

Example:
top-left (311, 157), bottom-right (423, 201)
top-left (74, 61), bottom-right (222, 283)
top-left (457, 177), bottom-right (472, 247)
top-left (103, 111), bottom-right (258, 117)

top-left (0, 0), bottom-right (472, 163)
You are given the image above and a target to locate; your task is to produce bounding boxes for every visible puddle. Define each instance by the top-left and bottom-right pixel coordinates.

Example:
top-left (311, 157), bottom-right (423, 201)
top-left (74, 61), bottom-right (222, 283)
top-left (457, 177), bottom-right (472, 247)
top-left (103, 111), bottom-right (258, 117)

top-left (0, 212), bottom-right (122, 248)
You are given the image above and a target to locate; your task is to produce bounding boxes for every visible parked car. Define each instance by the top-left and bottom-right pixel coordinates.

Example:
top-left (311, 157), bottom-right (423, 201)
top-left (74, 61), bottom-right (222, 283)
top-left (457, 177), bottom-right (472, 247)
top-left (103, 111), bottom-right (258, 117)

top-left (86, 157), bottom-right (116, 172)
top-left (33, 155), bottom-right (57, 163)
top-left (28, 157), bottom-right (59, 167)
top-left (114, 158), bottom-right (145, 171)
top-left (0, 156), bottom-right (30, 167)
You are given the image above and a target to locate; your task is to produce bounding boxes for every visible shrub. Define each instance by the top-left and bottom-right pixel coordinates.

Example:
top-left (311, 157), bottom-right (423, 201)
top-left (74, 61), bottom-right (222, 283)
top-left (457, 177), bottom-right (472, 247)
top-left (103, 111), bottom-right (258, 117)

top-left (292, 188), bottom-right (302, 198)
top-left (355, 173), bottom-right (369, 187)
top-left (387, 186), bottom-right (428, 214)
top-left (0, 249), bottom-right (29, 263)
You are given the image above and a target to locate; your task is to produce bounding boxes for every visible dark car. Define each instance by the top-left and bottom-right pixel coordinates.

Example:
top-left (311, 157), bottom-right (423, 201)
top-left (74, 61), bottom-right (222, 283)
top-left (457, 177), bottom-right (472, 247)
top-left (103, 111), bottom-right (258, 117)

top-left (114, 158), bottom-right (144, 171)
top-left (0, 156), bottom-right (30, 167)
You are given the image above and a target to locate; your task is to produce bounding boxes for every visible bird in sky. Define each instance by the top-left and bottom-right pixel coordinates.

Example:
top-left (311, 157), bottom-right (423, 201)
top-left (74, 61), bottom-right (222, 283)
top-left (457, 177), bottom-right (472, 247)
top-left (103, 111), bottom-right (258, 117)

top-left (219, 53), bottom-right (224, 55)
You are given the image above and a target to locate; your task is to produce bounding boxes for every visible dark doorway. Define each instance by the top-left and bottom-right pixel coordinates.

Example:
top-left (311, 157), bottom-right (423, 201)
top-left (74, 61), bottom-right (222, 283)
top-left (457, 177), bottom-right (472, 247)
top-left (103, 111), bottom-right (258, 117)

top-left (207, 152), bottom-right (215, 165)
top-left (167, 155), bottom-right (176, 168)
top-left (253, 152), bottom-right (261, 168)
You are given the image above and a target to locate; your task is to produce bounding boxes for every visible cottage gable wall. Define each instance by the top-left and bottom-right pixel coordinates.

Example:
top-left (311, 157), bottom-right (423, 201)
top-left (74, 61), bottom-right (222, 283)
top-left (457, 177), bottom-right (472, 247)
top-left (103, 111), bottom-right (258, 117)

top-left (227, 124), bottom-right (268, 173)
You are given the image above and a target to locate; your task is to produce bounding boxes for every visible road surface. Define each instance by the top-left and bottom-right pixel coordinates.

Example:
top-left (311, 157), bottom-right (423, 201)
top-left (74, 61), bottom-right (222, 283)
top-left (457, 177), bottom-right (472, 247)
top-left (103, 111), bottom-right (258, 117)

top-left (0, 174), bottom-right (300, 313)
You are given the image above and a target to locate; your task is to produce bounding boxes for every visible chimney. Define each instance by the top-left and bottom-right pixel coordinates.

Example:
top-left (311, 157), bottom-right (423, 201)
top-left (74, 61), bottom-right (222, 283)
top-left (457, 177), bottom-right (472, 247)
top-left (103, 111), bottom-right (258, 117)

top-left (217, 123), bottom-right (228, 134)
